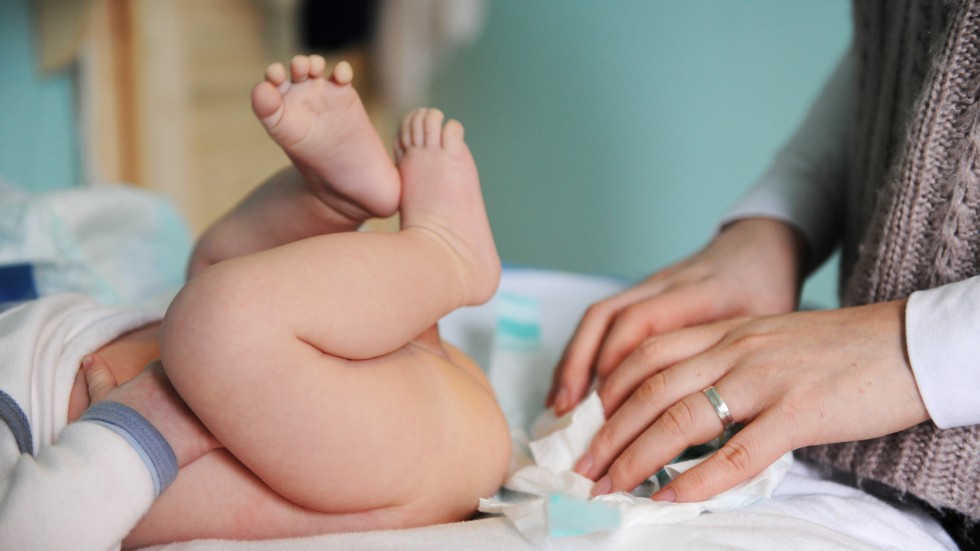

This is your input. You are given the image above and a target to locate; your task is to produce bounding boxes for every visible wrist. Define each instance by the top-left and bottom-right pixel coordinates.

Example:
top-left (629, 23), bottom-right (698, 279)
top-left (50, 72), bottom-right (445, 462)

top-left (80, 401), bottom-right (178, 496)
top-left (100, 361), bottom-right (216, 467)
top-left (713, 218), bottom-right (810, 313)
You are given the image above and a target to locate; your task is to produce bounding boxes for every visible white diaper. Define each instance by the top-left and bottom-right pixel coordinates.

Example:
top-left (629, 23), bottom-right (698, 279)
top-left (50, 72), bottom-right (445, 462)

top-left (0, 183), bottom-right (191, 313)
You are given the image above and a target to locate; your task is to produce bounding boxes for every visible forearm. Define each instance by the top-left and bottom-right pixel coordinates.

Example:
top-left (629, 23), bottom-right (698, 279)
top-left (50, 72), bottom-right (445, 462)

top-left (0, 422), bottom-right (156, 550)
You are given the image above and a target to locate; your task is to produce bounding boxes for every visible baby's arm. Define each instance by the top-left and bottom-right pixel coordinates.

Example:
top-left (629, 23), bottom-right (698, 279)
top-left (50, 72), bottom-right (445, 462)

top-left (0, 356), bottom-right (216, 550)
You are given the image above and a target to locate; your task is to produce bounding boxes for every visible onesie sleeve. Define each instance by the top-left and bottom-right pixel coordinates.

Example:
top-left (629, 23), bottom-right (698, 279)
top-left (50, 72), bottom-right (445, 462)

top-left (720, 47), bottom-right (855, 268)
top-left (905, 276), bottom-right (980, 428)
top-left (0, 410), bottom-right (174, 550)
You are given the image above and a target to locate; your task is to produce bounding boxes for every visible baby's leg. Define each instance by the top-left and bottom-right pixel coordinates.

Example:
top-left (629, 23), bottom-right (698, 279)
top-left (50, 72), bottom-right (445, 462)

top-left (162, 113), bottom-right (508, 519)
top-left (189, 56), bottom-right (400, 276)
top-left (124, 449), bottom-right (409, 548)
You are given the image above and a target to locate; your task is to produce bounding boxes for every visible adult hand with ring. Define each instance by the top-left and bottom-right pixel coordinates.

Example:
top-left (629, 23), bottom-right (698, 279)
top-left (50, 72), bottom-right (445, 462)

top-left (702, 386), bottom-right (736, 436)
top-left (572, 300), bottom-right (931, 503)
top-left (547, 218), bottom-right (809, 416)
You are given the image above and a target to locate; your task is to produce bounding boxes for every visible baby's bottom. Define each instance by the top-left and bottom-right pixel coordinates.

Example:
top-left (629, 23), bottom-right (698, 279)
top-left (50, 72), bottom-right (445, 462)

top-left (128, 338), bottom-right (509, 547)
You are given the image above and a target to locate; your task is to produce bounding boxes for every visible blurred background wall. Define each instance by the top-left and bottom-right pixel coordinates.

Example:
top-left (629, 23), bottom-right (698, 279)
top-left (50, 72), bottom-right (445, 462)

top-left (430, 1), bottom-right (851, 307)
top-left (0, 0), bottom-right (79, 191)
top-left (0, 0), bottom-right (851, 307)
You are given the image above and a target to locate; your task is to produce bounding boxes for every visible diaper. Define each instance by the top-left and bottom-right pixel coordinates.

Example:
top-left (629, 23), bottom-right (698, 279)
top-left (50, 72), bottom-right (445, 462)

top-left (0, 183), bottom-right (192, 313)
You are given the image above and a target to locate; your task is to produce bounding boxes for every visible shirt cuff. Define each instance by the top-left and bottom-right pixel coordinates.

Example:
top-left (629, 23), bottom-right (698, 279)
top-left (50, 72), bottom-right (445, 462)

top-left (80, 401), bottom-right (178, 496)
top-left (905, 277), bottom-right (980, 428)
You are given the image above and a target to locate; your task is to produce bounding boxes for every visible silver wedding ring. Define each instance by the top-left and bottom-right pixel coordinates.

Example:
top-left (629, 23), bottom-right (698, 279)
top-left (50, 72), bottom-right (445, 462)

top-left (702, 386), bottom-right (735, 434)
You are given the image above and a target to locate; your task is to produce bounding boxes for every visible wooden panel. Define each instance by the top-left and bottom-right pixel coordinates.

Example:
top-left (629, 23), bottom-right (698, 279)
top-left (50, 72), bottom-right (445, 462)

top-left (40, 0), bottom-right (395, 233)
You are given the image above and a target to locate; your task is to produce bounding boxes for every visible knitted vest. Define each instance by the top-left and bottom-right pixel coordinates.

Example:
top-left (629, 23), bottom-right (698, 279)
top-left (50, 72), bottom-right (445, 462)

top-left (795, 0), bottom-right (980, 521)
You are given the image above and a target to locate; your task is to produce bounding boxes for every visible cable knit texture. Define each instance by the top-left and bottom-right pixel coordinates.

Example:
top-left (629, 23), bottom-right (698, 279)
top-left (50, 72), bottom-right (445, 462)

top-left (796, 0), bottom-right (980, 521)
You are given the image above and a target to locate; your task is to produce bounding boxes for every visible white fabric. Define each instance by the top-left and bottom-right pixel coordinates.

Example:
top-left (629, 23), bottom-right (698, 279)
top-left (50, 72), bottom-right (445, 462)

top-left (480, 391), bottom-right (795, 544)
top-left (721, 48), bottom-right (980, 429)
top-left (907, 277), bottom-right (980, 428)
top-left (0, 293), bottom-right (161, 550)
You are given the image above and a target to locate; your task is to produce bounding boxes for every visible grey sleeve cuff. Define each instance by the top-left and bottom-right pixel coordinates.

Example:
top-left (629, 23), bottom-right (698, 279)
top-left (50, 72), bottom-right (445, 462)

top-left (80, 401), bottom-right (178, 496)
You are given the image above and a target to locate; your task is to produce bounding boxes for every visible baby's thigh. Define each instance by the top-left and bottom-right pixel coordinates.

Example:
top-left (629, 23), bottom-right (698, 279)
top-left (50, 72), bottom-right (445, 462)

top-left (183, 341), bottom-right (510, 522)
top-left (124, 449), bottom-right (391, 548)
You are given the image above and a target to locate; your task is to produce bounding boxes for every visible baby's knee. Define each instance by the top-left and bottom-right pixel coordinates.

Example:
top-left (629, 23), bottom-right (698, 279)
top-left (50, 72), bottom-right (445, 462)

top-left (159, 260), bottom-right (264, 387)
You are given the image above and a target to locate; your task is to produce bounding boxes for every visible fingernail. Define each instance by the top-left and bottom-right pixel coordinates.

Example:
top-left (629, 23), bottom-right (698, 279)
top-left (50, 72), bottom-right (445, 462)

top-left (652, 487), bottom-right (676, 502)
top-left (592, 475), bottom-right (612, 497)
top-left (573, 453), bottom-right (594, 478)
top-left (81, 355), bottom-right (93, 368)
top-left (554, 387), bottom-right (569, 414)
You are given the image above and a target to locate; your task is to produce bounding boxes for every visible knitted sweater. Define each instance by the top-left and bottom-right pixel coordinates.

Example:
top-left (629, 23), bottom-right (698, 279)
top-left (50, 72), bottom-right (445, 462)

top-left (796, 0), bottom-right (980, 521)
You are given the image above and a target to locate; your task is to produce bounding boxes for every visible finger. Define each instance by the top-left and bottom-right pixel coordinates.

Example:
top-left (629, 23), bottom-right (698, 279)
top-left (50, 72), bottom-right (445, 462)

top-left (591, 386), bottom-right (739, 496)
top-left (595, 282), bottom-right (732, 378)
top-left (577, 349), bottom-right (729, 480)
top-left (652, 414), bottom-right (787, 503)
top-left (82, 354), bottom-right (119, 403)
top-left (547, 309), bottom-right (613, 413)
top-left (599, 322), bottom-right (732, 415)
top-left (548, 286), bottom-right (669, 414)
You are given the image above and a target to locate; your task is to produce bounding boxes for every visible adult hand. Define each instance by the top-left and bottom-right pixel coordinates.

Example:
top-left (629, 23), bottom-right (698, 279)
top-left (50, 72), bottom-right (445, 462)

top-left (82, 356), bottom-right (220, 467)
top-left (572, 300), bottom-right (930, 502)
top-left (547, 218), bottom-right (810, 415)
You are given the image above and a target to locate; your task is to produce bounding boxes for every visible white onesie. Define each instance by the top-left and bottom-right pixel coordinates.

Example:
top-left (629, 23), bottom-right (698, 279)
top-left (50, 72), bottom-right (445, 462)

top-left (0, 293), bottom-right (165, 551)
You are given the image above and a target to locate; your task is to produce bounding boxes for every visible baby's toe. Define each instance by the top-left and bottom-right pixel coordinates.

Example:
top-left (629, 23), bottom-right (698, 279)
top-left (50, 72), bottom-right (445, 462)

top-left (265, 62), bottom-right (288, 87)
top-left (290, 55), bottom-right (311, 83)
top-left (423, 109), bottom-right (445, 147)
top-left (309, 55), bottom-right (327, 78)
top-left (442, 119), bottom-right (466, 153)
top-left (251, 81), bottom-right (284, 125)
top-left (330, 61), bottom-right (354, 85)
top-left (410, 108), bottom-right (428, 147)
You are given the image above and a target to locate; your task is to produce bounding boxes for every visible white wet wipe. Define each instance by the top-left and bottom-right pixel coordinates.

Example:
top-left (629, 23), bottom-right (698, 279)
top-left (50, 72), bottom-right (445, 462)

top-left (479, 392), bottom-right (794, 545)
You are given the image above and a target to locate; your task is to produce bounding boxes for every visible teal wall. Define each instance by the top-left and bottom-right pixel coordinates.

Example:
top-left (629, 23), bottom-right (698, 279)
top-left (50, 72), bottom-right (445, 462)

top-left (431, 1), bottom-right (852, 308)
top-left (0, 0), bottom-right (80, 191)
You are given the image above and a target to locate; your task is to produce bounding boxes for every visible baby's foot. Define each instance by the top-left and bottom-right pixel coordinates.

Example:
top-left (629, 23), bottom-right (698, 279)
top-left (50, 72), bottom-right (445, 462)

top-left (396, 108), bottom-right (501, 306)
top-left (252, 55), bottom-right (400, 222)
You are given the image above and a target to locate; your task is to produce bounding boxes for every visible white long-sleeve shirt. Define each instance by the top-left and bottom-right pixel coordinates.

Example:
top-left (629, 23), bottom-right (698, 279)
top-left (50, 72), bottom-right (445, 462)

top-left (722, 49), bottom-right (980, 429)
top-left (0, 294), bottom-right (165, 551)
